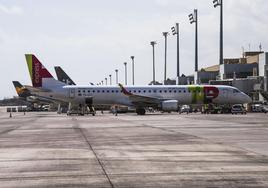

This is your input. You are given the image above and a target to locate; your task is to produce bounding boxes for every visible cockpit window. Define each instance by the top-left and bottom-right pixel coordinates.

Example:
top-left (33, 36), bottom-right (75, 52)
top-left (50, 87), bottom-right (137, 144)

top-left (233, 89), bottom-right (240, 93)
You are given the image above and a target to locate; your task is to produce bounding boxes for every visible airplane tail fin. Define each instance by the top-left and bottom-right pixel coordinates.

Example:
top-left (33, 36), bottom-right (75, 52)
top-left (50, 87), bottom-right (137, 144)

top-left (25, 54), bottom-right (66, 89)
top-left (54, 66), bottom-right (76, 85)
top-left (12, 81), bottom-right (31, 98)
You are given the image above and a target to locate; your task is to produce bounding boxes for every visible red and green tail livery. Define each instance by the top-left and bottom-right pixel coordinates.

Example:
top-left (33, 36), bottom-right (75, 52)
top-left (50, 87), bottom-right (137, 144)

top-left (25, 54), bottom-right (53, 87)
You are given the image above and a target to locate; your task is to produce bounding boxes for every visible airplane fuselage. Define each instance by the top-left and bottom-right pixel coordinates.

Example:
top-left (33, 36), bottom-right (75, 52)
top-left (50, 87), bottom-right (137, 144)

top-left (35, 85), bottom-right (252, 108)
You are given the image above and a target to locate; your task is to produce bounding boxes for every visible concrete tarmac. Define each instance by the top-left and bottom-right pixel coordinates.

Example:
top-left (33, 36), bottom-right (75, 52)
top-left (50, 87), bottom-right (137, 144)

top-left (0, 111), bottom-right (268, 187)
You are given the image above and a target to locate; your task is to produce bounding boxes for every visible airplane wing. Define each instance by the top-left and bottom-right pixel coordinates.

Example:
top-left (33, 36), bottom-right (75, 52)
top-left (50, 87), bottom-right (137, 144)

top-left (119, 83), bottom-right (165, 107)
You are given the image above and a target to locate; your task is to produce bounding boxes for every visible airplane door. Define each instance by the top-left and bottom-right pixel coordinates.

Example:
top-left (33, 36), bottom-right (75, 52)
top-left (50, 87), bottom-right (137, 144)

top-left (69, 88), bottom-right (75, 98)
top-left (222, 89), bottom-right (228, 101)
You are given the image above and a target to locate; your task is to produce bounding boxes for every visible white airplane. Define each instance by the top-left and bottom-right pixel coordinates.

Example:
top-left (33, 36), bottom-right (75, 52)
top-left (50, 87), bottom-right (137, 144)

top-left (24, 54), bottom-right (252, 115)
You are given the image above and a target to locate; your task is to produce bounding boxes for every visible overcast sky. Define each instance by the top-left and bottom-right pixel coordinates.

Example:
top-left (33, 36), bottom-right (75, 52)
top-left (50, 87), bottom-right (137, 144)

top-left (0, 0), bottom-right (267, 98)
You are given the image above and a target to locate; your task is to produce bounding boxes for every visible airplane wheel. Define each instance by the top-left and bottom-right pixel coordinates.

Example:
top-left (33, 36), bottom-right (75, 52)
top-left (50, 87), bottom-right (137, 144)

top-left (136, 108), bottom-right (146, 115)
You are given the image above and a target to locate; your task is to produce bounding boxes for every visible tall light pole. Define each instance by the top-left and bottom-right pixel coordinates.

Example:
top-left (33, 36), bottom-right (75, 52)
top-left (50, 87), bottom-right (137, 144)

top-left (109, 74), bottom-right (112, 85)
top-left (101, 80), bottom-right (104, 85)
top-left (150, 41), bottom-right (157, 85)
top-left (213, 0), bottom-right (223, 65)
top-left (171, 23), bottom-right (180, 84)
top-left (105, 77), bottom-right (107, 85)
top-left (189, 9), bottom-right (198, 72)
top-left (163, 32), bottom-right (169, 85)
top-left (115, 69), bottom-right (118, 84)
top-left (124, 62), bottom-right (127, 85)
top-left (189, 9), bottom-right (198, 83)
top-left (130, 56), bottom-right (135, 85)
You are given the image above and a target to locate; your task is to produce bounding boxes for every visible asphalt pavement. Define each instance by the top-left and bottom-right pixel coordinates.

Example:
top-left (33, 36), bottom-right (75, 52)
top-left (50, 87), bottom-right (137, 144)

top-left (0, 111), bottom-right (267, 187)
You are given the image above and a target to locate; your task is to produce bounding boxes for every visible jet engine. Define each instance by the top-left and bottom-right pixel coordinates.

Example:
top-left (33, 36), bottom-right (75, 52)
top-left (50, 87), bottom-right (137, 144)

top-left (161, 100), bottom-right (178, 112)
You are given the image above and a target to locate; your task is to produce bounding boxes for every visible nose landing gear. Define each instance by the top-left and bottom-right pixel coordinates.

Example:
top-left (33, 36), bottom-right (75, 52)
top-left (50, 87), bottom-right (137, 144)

top-left (136, 108), bottom-right (146, 115)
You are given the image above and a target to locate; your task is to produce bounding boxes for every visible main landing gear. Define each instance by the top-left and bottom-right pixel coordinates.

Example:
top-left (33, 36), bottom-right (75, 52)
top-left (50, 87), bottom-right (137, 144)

top-left (89, 106), bottom-right (96, 116)
top-left (136, 108), bottom-right (146, 115)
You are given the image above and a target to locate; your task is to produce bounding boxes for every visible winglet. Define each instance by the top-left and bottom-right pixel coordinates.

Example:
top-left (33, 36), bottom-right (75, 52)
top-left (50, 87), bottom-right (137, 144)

top-left (119, 83), bottom-right (132, 96)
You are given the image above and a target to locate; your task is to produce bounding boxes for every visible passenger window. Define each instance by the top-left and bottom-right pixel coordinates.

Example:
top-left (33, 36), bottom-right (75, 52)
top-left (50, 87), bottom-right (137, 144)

top-left (144, 90), bottom-right (146, 93)
top-left (153, 90), bottom-right (157, 93)
top-left (92, 90), bottom-right (95, 93)
top-left (159, 90), bottom-right (162, 93)
top-left (169, 90), bottom-right (172, 93)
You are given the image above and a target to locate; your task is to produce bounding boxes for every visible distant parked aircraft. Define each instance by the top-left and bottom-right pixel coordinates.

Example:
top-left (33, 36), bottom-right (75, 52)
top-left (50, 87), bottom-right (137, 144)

top-left (12, 81), bottom-right (58, 105)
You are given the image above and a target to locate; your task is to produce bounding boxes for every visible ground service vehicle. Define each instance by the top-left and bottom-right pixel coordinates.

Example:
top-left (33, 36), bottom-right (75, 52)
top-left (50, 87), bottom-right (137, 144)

top-left (231, 104), bottom-right (247, 114)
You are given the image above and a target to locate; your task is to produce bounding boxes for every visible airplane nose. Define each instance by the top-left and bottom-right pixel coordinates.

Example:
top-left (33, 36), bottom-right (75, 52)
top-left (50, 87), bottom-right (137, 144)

top-left (244, 94), bottom-right (252, 104)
